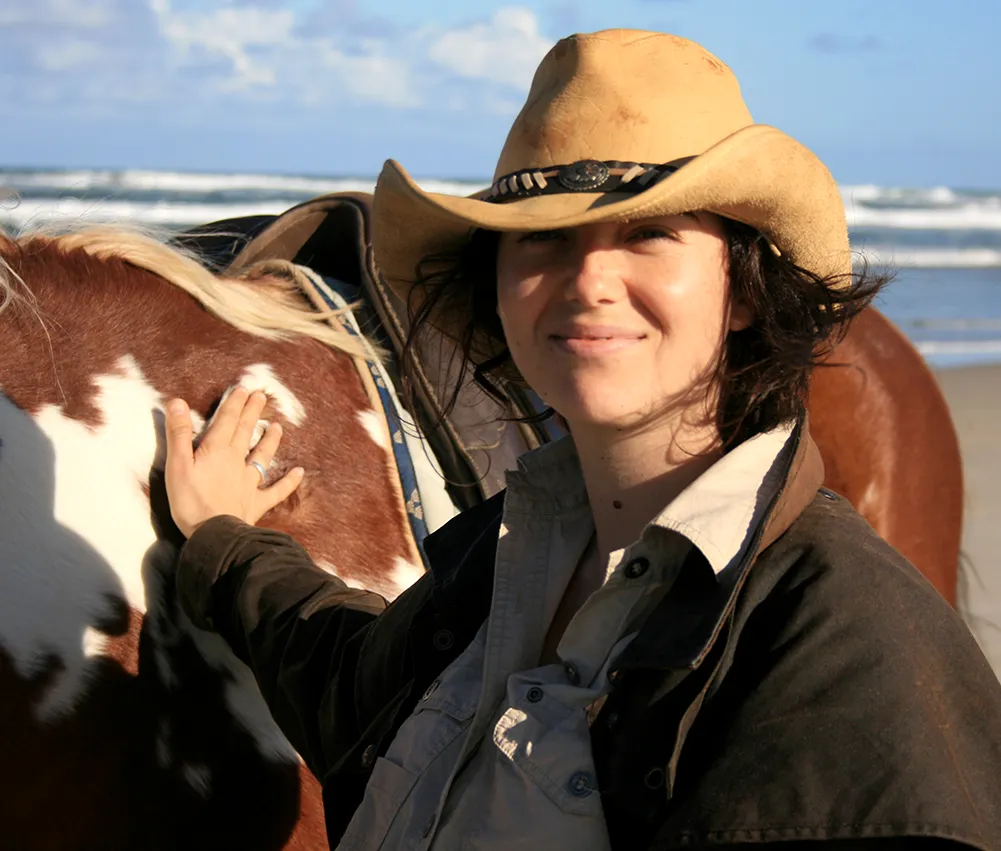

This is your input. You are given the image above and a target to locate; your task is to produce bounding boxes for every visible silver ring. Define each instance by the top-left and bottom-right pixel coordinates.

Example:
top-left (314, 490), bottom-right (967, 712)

top-left (248, 460), bottom-right (267, 482)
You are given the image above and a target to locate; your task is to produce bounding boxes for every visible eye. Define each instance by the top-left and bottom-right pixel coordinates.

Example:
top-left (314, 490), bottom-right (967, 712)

top-left (627, 226), bottom-right (679, 243)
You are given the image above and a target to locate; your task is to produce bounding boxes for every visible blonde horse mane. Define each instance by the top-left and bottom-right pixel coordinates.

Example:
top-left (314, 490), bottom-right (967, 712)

top-left (0, 226), bottom-right (371, 361)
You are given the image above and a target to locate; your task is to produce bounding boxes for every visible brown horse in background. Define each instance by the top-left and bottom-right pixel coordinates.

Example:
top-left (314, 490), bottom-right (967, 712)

top-left (0, 211), bottom-right (963, 850)
top-left (810, 307), bottom-right (963, 604)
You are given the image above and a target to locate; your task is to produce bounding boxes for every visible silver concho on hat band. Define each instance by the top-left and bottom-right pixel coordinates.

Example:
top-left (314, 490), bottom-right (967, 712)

top-left (557, 159), bottom-right (611, 192)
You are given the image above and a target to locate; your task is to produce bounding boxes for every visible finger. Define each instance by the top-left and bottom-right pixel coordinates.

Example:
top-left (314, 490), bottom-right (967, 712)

top-left (233, 390), bottom-right (269, 451)
top-left (201, 385), bottom-right (249, 450)
top-left (164, 399), bottom-right (194, 473)
top-left (255, 467), bottom-right (305, 518)
top-left (247, 421), bottom-right (283, 470)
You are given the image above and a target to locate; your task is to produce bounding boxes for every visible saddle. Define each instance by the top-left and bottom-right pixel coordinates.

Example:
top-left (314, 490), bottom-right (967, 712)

top-left (177, 192), bottom-right (558, 510)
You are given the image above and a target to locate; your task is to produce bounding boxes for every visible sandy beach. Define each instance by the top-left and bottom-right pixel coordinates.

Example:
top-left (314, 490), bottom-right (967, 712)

top-left (935, 364), bottom-right (1001, 679)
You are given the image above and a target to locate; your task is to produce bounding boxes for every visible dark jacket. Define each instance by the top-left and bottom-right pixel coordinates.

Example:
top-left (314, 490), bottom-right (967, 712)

top-left (177, 425), bottom-right (1001, 850)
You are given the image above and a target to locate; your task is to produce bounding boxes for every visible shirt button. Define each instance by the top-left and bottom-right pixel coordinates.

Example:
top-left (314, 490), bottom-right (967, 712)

top-left (644, 767), bottom-right (665, 790)
top-left (563, 660), bottom-right (581, 686)
top-left (623, 556), bottom-right (650, 578)
top-left (526, 686), bottom-right (544, 703)
top-left (432, 629), bottom-right (454, 650)
top-left (422, 678), bottom-right (440, 700)
top-left (360, 744), bottom-right (376, 768)
top-left (568, 771), bottom-right (595, 797)
top-left (605, 711), bottom-right (620, 730)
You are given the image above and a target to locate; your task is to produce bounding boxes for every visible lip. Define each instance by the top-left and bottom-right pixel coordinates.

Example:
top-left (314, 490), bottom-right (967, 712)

top-left (549, 325), bottom-right (646, 356)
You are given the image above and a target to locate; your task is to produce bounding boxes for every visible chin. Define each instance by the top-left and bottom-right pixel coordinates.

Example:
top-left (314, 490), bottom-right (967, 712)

top-left (550, 390), bottom-right (645, 431)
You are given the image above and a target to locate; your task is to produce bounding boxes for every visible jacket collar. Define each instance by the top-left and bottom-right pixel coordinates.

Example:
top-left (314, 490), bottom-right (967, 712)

top-left (423, 416), bottom-right (826, 672)
top-left (612, 415), bottom-right (825, 672)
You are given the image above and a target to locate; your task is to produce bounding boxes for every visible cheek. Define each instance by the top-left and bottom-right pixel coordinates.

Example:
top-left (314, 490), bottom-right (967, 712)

top-left (647, 265), bottom-right (730, 362)
top-left (495, 277), bottom-right (539, 367)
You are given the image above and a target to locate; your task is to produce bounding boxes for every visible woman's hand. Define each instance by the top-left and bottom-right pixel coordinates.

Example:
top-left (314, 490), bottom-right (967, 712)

top-left (164, 386), bottom-right (305, 539)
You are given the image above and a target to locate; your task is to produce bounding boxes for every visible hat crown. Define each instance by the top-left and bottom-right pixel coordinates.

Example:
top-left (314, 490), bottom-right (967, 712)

top-left (494, 30), bottom-right (754, 180)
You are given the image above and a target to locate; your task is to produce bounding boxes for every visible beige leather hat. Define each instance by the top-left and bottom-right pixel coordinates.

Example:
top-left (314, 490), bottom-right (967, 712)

top-left (372, 29), bottom-right (850, 339)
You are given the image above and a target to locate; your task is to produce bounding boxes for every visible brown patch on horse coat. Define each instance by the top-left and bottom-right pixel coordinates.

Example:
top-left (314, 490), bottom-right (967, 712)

top-left (809, 308), bottom-right (963, 604)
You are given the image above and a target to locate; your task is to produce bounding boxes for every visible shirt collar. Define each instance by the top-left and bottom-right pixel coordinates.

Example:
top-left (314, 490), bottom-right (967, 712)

top-left (506, 422), bottom-right (797, 576)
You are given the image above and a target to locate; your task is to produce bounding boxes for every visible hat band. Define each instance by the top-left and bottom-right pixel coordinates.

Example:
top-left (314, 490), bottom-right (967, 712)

top-left (477, 157), bottom-right (693, 204)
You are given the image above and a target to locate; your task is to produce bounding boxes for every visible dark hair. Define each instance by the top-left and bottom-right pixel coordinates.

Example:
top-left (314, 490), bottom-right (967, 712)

top-left (401, 218), bottom-right (889, 449)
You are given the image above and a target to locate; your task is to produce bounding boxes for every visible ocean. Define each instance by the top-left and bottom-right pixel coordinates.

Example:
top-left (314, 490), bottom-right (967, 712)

top-left (2, 167), bottom-right (1000, 369)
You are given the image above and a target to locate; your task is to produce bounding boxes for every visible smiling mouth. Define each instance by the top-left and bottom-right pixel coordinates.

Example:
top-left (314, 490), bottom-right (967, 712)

top-left (550, 331), bottom-right (646, 355)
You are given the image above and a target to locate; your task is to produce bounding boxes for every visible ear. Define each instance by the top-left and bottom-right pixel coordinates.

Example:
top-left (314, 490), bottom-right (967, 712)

top-left (728, 299), bottom-right (753, 332)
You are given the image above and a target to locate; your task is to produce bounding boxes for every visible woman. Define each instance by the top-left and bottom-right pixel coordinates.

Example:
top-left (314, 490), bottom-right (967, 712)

top-left (165, 30), bottom-right (1001, 850)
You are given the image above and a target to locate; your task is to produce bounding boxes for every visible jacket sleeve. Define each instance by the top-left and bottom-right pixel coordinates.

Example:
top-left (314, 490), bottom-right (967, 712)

top-left (174, 514), bottom-right (422, 778)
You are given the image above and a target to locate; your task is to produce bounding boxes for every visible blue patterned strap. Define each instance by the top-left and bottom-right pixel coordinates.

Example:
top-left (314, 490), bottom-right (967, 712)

top-left (298, 269), bottom-right (431, 568)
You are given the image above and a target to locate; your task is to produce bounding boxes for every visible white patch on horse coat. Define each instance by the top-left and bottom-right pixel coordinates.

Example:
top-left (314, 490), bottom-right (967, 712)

top-left (238, 363), bottom-right (306, 426)
top-left (182, 763), bottom-right (212, 799)
top-left (0, 356), bottom-right (162, 718)
top-left (82, 626), bottom-right (109, 659)
top-left (0, 355), bottom-right (308, 765)
top-left (316, 559), bottom-right (367, 590)
top-left (390, 556), bottom-right (425, 598)
top-left (357, 409), bottom-right (391, 452)
top-left (189, 409), bottom-right (206, 437)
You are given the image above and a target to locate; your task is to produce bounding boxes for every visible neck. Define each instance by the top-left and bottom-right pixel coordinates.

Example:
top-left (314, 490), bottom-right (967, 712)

top-left (571, 412), bottom-right (722, 559)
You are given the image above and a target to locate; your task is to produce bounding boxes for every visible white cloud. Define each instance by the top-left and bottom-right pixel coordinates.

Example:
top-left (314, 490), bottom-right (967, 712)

top-left (318, 44), bottom-right (420, 108)
top-left (4, 1), bottom-right (554, 118)
top-left (427, 7), bottom-right (551, 90)
top-left (151, 0), bottom-right (295, 89)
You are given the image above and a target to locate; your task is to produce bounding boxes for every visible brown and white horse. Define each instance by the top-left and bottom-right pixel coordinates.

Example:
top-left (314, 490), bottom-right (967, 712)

top-left (0, 222), bottom-right (963, 850)
top-left (0, 228), bottom-right (457, 850)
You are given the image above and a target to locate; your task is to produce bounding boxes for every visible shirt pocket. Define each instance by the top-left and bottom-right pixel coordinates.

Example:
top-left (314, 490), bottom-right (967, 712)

top-left (337, 756), bottom-right (418, 851)
top-left (337, 643), bottom-right (484, 850)
top-left (491, 684), bottom-right (605, 819)
top-left (387, 642), bottom-right (482, 776)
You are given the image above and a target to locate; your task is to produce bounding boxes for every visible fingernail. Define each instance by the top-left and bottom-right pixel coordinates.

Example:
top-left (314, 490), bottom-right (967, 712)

top-left (293, 466), bottom-right (305, 477)
top-left (167, 400), bottom-right (186, 415)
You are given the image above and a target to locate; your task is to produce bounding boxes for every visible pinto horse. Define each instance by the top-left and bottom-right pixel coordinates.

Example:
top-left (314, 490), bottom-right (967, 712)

top-left (0, 218), bottom-right (962, 851)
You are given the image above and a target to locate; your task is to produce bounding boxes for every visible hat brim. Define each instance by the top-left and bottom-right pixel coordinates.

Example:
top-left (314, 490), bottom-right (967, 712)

top-left (372, 124), bottom-right (850, 339)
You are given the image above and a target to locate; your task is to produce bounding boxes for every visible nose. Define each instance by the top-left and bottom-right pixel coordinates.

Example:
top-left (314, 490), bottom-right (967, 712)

top-left (562, 245), bottom-right (626, 306)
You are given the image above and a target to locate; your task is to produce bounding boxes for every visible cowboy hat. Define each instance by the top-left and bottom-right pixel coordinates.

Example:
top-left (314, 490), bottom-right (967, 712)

top-left (372, 28), bottom-right (850, 342)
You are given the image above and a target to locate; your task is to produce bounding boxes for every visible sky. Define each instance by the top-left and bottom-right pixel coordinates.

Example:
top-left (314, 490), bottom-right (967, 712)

top-left (1, 0), bottom-right (999, 188)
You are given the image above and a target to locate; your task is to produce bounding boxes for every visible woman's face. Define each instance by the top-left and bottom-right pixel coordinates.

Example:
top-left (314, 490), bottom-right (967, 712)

top-left (496, 213), bottom-right (749, 432)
